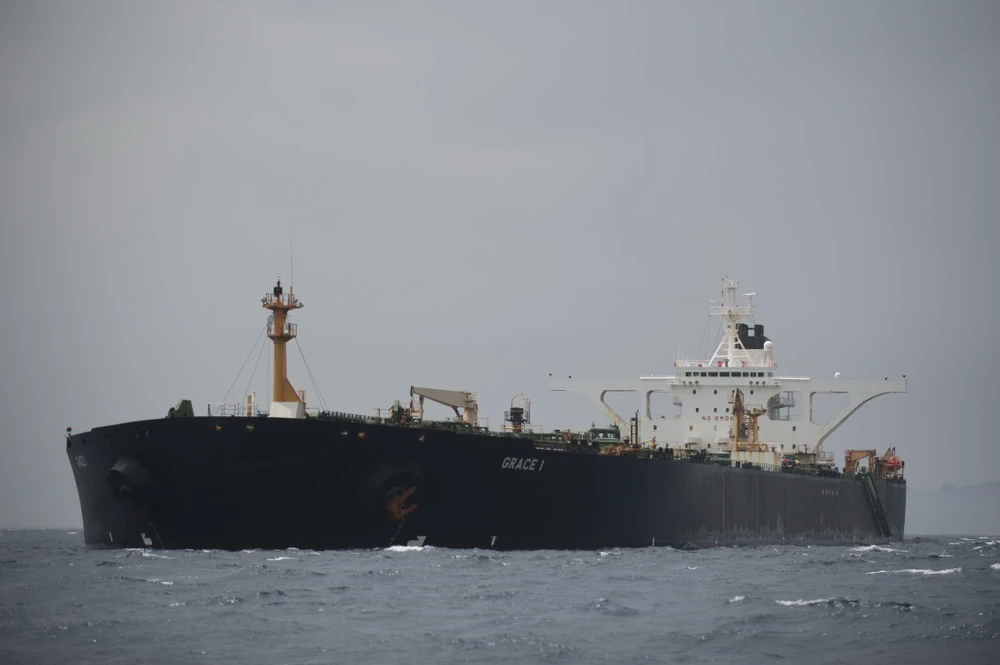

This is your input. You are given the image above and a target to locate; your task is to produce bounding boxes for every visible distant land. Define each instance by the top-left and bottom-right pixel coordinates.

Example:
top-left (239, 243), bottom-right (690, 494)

top-left (906, 480), bottom-right (1000, 536)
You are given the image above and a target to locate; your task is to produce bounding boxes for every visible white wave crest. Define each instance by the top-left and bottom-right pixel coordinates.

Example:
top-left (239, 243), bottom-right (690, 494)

top-left (776, 598), bottom-right (832, 606)
top-left (385, 545), bottom-right (434, 552)
top-left (729, 596), bottom-right (746, 603)
top-left (265, 556), bottom-right (296, 561)
top-left (851, 545), bottom-right (905, 553)
top-left (866, 568), bottom-right (962, 576)
top-left (991, 563), bottom-right (1000, 570)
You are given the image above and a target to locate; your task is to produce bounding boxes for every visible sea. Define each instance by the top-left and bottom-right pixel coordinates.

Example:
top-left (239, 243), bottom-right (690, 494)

top-left (0, 530), bottom-right (997, 665)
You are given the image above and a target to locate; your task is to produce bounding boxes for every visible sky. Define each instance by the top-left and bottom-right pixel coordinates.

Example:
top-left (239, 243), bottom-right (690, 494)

top-left (0, 0), bottom-right (997, 528)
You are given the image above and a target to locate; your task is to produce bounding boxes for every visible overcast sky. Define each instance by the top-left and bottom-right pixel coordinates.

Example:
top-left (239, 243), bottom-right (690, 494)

top-left (1, 0), bottom-right (997, 528)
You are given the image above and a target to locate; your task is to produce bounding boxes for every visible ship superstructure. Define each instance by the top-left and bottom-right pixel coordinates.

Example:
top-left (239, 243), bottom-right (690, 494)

top-left (550, 277), bottom-right (906, 472)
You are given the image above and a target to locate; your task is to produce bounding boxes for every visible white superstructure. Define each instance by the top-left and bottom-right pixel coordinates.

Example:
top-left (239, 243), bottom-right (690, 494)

top-left (550, 277), bottom-right (906, 469)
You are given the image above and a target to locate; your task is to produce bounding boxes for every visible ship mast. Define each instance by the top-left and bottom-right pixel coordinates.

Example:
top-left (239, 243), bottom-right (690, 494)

top-left (262, 277), bottom-right (306, 418)
top-left (707, 276), bottom-right (758, 368)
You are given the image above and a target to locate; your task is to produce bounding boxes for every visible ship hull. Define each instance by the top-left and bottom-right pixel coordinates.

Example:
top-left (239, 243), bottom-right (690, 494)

top-left (66, 417), bottom-right (905, 550)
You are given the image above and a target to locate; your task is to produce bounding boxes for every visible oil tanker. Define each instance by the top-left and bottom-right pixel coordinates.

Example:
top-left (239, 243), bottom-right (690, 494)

top-left (66, 277), bottom-right (906, 550)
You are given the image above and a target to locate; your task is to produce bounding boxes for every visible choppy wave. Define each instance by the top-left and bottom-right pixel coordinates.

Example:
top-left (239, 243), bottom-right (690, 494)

top-left (851, 545), bottom-right (906, 553)
top-left (776, 598), bottom-right (835, 606)
top-left (1, 530), bottom-right (997, 664)
top-left (866, 567), bottom-right (962, 576)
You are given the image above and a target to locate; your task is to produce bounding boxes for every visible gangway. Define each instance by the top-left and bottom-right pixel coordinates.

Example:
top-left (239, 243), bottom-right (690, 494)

top-left (861, 472), bottom-right (892, 538)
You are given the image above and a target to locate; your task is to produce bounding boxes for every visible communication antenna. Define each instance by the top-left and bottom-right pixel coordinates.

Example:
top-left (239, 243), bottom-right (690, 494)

top-left (289, 229), bottom-right (294, 291)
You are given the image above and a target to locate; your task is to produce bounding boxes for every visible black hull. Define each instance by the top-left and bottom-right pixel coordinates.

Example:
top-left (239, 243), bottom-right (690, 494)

top-left (66, 416), bottom-right (906, 550)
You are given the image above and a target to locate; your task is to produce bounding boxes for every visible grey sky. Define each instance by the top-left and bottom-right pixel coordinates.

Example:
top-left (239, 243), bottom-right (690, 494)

top-left (1, 0), bottom-right (997, 528)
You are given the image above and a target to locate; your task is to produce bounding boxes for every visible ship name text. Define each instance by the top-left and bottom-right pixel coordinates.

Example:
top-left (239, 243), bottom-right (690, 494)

top-left (501, 457), bottom-right (545, 472)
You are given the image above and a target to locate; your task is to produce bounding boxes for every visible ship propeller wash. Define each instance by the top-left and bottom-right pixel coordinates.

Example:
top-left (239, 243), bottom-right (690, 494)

top-left (67, 276), bottom-right (906, 550)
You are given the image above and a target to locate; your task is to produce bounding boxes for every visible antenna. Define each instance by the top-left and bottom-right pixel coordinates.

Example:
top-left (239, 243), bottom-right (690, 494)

top-left (289, 229), bottom-right (294, 291)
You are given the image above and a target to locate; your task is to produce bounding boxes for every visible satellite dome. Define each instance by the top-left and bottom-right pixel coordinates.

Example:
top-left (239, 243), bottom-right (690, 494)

top-left (835, 372), bottom-right (842, 379)
top-left (763, 341), bottom-right (773, 350)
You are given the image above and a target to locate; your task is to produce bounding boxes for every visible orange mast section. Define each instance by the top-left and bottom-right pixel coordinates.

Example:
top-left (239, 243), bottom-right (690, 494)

top-left (262, 278), bottom-right (303, 404)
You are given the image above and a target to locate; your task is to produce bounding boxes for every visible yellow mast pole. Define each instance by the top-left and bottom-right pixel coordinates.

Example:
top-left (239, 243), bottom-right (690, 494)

top-left (262, 277), bottom-right (303, 404)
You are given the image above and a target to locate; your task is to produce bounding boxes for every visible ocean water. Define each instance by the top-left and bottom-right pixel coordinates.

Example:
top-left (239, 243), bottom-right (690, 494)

top-left (0, 531), bottom-right (997, 665)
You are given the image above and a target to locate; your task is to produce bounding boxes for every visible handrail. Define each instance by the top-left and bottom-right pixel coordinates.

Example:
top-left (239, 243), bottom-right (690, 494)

top-left (197, 405), bottom-right (905, 487)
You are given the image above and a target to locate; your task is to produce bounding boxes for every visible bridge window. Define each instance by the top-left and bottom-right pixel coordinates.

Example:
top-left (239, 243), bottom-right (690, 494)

top-left (713, 408), bottom-right (717, 412)
top-left (685, 372), bottom-right (692, 377)
top-left (750, 372), bottom-right (758, 377)
top-left (743, 372), bottom-right (749, 377)
top-left (720, 371), bottom-right (730, 377)
top-left (700, 372), bottom-right (707, 377)
top-left (695, 407), bottom-right (699, 413)
top-left (708, 372), bottom-right (718, 377)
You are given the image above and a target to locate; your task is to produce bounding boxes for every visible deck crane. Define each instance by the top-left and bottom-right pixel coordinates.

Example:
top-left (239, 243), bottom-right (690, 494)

top-left (409, 386), bottom-right (479, 425)
top-left (844, 449), bottom-right (877, 476)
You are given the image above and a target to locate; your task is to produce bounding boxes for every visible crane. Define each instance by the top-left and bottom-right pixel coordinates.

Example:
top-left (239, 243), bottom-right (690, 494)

top-left (409, 386), bottom-right (479, 425)
top-left (844, 449), bottom-right (876, 476)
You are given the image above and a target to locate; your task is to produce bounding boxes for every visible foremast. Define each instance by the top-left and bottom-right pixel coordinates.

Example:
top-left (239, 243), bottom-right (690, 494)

top-left (263, 278), bottom-right (306, 419)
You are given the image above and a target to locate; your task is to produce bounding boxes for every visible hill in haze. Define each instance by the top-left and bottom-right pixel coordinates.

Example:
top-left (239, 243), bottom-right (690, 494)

top-left (906, 480), bottom-right (1000, 536)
